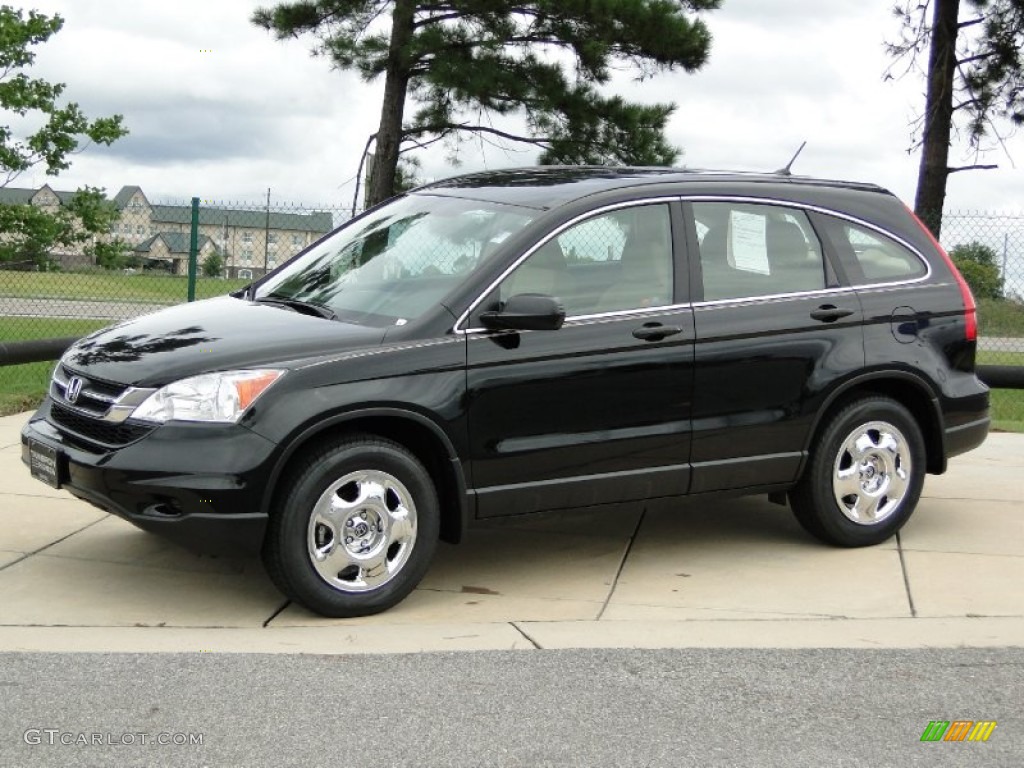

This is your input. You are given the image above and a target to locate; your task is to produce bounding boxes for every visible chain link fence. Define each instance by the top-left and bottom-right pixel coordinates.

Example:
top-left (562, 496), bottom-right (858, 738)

top-left (2, 200), bottom-right (1023, 426)
top-left (0, 194), bottom-right (345, 413)
top-left (942, 211), bottom-right (1024, 429)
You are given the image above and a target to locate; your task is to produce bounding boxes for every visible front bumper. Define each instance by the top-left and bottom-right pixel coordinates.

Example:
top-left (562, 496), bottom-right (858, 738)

top-left (20, 400), bottom-right (279, 556)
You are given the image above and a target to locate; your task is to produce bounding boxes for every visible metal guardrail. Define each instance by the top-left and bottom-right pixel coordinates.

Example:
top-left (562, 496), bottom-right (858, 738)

top-left (0, 337), bottom-right (77, 366)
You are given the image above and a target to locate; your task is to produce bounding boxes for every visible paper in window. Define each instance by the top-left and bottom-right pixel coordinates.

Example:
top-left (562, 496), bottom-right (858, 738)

top-left (729, 211), bottom-right (771, 275)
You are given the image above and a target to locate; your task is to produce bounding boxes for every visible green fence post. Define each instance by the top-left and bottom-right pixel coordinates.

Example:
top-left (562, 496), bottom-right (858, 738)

top-left (187, 196), bottom-right (200, 302)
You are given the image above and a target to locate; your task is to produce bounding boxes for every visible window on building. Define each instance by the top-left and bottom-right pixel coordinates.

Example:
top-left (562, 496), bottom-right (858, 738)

top-left (292, 234), bottom-right (303, 247)
top-left (268, 233), bottom-right (278, 247)
top-left (243, 231), bottom-right (253, 244)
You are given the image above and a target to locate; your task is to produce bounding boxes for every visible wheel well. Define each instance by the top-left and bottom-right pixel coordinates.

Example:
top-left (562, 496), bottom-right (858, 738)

top-left (812, 378), bottom-right (945, 475)
top-left (274, 416), bottom-right (466, 545)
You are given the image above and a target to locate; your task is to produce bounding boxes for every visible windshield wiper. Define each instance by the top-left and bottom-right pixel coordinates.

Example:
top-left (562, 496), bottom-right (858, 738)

top-left (253, 295), bottom-right (337, 321)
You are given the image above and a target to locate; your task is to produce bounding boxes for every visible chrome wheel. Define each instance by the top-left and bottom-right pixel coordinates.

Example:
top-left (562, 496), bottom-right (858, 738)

top-left (307, 469), bottom-right (417, 592)
top-left (832, 420), bottom-right (911, 525)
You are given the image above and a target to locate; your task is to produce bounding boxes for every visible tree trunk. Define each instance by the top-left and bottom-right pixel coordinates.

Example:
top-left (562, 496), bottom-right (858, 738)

top-left (914, 0), bottom-right (961, 239)
top-left (366, 0), bottom-right (416, 208)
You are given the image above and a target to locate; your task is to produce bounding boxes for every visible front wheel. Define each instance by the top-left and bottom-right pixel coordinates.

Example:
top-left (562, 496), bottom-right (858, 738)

top-left (790, 397), bottom-right (926, 547)
top-left (263, 435), bottom-right (440, 617)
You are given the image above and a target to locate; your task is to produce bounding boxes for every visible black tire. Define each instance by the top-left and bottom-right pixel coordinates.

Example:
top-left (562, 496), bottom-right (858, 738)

top-left (263, 434), bottom-right (439, 617)
top-left (789, 397), bottom-right (926, 547)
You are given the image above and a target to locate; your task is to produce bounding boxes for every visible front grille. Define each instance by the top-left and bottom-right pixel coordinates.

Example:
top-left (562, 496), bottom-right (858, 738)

top-left (60, 366), bottom-right (126, 398)
top-left (51, 365), bottom-right (130, 416)
top-left (49, 402), bottom-right (154, 449)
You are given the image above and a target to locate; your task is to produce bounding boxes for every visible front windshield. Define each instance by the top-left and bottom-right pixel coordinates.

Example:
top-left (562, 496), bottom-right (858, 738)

top-left (255, 194), bottom-right (537, 326)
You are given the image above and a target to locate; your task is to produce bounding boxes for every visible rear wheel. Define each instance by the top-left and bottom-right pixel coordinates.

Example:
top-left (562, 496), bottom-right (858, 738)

top-left (263, 435), bottom-right (439, 617)
top-left (790, 397), bottom-right (925, 547)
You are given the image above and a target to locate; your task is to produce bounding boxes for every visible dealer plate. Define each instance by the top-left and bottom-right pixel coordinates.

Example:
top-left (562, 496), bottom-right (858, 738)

top-left (28, 439), bottom-right (61, 489)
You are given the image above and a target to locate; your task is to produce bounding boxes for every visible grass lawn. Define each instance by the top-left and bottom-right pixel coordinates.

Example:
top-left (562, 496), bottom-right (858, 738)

top-left (0, 270), bottom-right (249, 304)
top-left (978, 351), bottom-right (1024, 432)
top-left (0, 317), bottom-right (108, 416)
top-left (977, 297), bottom-right (1024, 338)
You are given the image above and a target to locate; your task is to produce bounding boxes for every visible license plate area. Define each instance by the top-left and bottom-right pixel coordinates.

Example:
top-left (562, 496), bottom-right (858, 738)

top-left (28, 439), bottom-right (62, 489)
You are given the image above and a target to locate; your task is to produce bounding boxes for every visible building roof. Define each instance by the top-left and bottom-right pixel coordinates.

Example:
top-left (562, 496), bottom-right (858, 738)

top-left (0, 185), bottom-right (334, 234)
top-left (148, 204), bottom-right (333, 234)
top-left (0, 187), bottom-right (37, 205)
top-left (0, 185), bottom-right (81, 205)
top-left (113, 185), bottom-right (148, 209)
top-left (135, 232), bottom-right (215, 255)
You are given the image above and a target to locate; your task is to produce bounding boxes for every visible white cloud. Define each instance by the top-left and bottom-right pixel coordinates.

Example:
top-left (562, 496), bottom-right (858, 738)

top-left (12, 0), bottom-right (1023, 212)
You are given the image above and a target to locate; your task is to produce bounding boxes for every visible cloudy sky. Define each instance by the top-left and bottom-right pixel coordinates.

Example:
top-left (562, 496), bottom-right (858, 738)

top-left (15, 0), bottom-right (1024, 212)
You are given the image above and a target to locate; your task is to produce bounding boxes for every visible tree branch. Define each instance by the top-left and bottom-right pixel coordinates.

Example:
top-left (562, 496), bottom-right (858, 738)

top-left (953, 98), bottom-right (984, 111)
top-left (957, 17), bottom-right (985, 30)
top-left (947, 163), bottom-right (998, 174)
top-left (405, 122), bottom-right (555, 147)
top-left (352, 132), bottom-right (377, 218)
top-left (957, 51), bottom-right (995, 66)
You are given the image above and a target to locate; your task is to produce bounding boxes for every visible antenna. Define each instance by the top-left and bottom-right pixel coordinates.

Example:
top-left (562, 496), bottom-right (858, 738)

top-left (775, 141), bottom-right (807, 176)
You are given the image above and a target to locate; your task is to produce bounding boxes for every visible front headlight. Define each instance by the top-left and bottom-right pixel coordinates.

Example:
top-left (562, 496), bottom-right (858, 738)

top-left (131, 369), bottom-right (284, 424)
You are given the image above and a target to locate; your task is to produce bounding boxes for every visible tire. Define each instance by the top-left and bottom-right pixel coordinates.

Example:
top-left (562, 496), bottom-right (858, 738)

top-left (789, 397), bottom-right (926, 547)
top-left (262, 434), bottom-right (440, 617)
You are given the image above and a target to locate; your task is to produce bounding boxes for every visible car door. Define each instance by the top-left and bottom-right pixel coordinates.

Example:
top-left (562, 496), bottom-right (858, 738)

top-left (685, 199), bottom-right (866, 494)
top-left (463, 200), bottom-right (695, 518)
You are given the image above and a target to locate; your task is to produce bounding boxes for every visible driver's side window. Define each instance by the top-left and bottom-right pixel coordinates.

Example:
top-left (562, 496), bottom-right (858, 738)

top-left (498, 203), bottom-right (674, 317)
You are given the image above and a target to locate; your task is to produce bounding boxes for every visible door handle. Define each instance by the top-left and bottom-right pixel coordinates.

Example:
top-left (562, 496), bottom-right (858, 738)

top-left (632, 323), bottom-right (683, 341)
top-left (810, 305), bottom-right (854, 323)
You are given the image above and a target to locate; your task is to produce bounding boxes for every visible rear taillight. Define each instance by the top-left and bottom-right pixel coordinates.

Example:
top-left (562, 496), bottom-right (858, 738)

top-left (907, 206), bottom-right (977, 341)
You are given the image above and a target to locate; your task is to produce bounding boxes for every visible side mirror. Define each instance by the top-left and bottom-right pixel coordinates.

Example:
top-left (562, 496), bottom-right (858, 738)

top-left (479, 293), bottom-right (565, 332)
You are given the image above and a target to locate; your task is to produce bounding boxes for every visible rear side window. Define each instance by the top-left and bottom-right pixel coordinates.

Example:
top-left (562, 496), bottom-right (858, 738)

top-left (824, 219), bottom-right (927, 284)
top-left (693, 202), bottom-right (826, 300)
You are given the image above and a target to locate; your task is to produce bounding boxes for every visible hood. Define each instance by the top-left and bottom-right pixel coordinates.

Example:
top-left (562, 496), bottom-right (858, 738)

top-left (61, 296), bottom-right (386, 387)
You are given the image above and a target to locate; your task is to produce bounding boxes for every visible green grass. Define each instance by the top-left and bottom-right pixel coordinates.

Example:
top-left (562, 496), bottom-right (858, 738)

top-left (978, 350), bottom-right (1024, 367)
top-left (990, 389), bottom-right (1024, 433)
top-left (977, 297), bottom-right (1024, 338)
top-left (978, 352), bottom-right (1024, 431)
top-left (1, 317), bottom-right (109, 416)
top-left (0, 270), bottom-right (249, 304)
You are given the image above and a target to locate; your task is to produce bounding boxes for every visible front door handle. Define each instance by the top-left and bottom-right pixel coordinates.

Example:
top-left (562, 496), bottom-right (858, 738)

top-left (632, 323), bottom-right (683, 341)
top-left (810, 305), bottom-right (855, 323)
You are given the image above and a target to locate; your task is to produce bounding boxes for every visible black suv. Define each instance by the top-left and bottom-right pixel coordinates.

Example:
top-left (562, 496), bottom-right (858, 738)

top-left (21, 168), bottom-right (990, 617)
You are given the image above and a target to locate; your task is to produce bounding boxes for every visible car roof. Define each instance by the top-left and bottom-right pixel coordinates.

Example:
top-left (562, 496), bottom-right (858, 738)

top-left (411, 166), bottom-right (890, 210)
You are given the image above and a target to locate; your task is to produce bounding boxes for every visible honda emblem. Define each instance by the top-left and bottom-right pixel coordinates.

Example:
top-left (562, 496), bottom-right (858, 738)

top-left (65, 376), bottom-right (84, 404)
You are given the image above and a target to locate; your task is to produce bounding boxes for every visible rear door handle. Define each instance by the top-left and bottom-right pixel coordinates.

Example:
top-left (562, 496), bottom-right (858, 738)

top-left (632, 323), bottom-right (683, 341)
top-left (810, 305), bottom-right (854, 323)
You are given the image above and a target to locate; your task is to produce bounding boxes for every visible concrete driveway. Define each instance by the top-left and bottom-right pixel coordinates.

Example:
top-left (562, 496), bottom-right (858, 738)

top-left (1, 411), bottom-right (1022, 654)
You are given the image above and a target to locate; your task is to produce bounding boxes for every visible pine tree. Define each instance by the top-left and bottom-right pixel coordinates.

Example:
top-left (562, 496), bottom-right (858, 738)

top-left (253, 0), bottom-right (720, 207)
top-left (888, 0), bottom-right (1024, 237)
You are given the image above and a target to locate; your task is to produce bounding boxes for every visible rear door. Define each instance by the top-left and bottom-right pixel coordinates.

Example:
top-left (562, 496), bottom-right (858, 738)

top-left (685, 199), bottom-right (866, 493)
top-left (463, 200), bottom-right (696, 517)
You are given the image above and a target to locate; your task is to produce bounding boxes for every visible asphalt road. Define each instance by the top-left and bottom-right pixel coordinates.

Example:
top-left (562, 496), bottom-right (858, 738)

top-left (0, 297), bottom-right (169, 321)
top-left (1, 648), bottom-right (1020, 767)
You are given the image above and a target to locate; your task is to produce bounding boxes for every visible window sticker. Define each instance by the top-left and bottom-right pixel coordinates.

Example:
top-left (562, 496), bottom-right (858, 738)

top-left (729, 211), bottom-right (771, 275)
